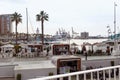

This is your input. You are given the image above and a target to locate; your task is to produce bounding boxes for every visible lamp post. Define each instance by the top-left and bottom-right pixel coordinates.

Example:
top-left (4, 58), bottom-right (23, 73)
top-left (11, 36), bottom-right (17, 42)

top-left (107, 25), bottom-right (110, 40)
top-left (107, 25), bottom-right (112, 40)
top-left (68, 32), bottom-right (70, 45)
top-left (68, 31), bottom-right (71, 54)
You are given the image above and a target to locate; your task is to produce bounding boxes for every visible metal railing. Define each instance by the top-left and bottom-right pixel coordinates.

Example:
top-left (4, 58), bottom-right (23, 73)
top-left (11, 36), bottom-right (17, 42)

top-left (29, 65), bottom-right (120, 80)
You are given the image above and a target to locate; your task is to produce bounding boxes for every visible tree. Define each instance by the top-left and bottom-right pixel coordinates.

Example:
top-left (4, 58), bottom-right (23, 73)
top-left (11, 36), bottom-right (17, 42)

top-left (11, 12), bottom-right (22, 45)
top-left (36, 11), bottom-right (49, 45)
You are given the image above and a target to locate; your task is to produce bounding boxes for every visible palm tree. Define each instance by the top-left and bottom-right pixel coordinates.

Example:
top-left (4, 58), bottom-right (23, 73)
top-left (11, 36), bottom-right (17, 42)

top-left (11, 12), bottom-right (22, 45)
top-left (36, 11), bottom-right (49, 45)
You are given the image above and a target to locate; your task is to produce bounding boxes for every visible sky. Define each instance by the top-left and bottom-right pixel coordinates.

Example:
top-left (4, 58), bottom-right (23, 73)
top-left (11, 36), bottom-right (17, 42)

top-left (0, 0), bottom-right (120, 36)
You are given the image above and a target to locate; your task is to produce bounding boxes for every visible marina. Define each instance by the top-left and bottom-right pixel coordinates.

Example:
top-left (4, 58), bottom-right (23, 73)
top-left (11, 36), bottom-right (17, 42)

top-left (0, 38), bottom-right (118, 80)
top-left (0, 0), bottom-right (120, 80)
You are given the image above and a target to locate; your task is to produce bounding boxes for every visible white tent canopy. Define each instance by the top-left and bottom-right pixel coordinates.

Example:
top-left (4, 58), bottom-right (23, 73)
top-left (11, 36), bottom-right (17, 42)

top-left (1, 44), bottom-right (14, 53)
top-left (19, 43), bottom-right (28, 48)
top-left (1, 44), bottom-right (14, 48)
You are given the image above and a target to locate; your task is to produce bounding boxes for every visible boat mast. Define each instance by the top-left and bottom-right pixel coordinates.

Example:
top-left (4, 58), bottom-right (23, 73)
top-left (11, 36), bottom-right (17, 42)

top-left (114, 2), bottom-right (117, 50)
top-left (26, 8), bottom-right (29, 42)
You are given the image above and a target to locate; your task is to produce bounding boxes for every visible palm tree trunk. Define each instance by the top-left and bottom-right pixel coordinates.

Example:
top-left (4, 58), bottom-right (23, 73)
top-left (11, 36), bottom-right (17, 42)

top-left (15, 22), bottom-right (18, 54)
top-left (16, 22), bottom-right (18, 45)
top-left (41, 19), bottom-right (44, 46)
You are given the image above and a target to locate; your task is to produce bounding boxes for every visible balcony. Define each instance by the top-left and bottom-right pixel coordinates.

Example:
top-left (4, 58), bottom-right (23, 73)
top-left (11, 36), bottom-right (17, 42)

top-left (29, 65), bottom-right (120, 80)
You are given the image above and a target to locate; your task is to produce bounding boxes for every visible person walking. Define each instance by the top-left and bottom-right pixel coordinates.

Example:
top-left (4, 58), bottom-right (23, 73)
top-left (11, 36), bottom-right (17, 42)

top-left (46, 47), bottom-right (49, 56)
top-left (84, 51), bottom-right (87, 60)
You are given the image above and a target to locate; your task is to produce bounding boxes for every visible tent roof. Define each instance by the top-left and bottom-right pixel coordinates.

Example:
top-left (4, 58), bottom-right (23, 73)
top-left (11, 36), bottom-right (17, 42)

top-left (1, 44), bottom-right (14, 48)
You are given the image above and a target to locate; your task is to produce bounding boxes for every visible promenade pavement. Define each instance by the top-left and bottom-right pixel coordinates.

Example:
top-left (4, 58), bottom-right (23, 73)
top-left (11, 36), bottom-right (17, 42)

top-left (0, 77), bottom-right (14, 80)
top-left (0, 55), bottom-right (120, 63)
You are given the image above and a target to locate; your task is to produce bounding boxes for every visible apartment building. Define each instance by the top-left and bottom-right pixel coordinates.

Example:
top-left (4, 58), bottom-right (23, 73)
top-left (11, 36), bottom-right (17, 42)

top-left (0, 14), bottom-right (12, 35)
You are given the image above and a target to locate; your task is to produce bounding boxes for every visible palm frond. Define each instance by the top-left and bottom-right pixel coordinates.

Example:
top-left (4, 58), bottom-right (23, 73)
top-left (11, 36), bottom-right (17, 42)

top-left (36, 11), bottom-right (49, 22)
top-left (11, 12), bottom-right (22, 24)
top-left (36, 14), bottom-right (41, 21)
top-left (40, 11), bottom-right (44, 16)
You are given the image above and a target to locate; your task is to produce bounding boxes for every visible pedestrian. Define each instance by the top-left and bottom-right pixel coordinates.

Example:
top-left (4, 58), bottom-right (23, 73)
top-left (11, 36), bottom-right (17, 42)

top-left (106, 46), bottom-right (110, 55)
top-left (84, 51), bottom-right (87, 60)
top-left (46, 47), bottom-right (49, 56)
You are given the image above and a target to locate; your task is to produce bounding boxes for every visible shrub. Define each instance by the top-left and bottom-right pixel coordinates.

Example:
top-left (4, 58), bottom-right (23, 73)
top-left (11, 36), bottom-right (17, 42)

top-left (14, 45), bottom-right (21, 53)
top-left (16, 73), bottom-right (21, 80)
top-left (76, 50), bottom-right (81, 54)
top-left (111, 61), bottom-right (114, 66)
top-left (49, 72), bottom-right (54, 76)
